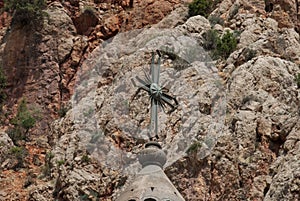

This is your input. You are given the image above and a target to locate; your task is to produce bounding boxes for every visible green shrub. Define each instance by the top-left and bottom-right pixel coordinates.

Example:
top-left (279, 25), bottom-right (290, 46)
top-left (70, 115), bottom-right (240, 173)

top-left (4, 0), bottom-right (46, 26)
top-left (79, 190), bottom-right (99, 201)
top-left (215, 30), bottom-right (237, 58)
top-left (186, 141), bottom-right (202, 154)
top-left (79, 194), bottom-right (89, 201)
top-left (41, 152), bottom-right (54, 177)
top-left (244, 48), bottom-right (257, 61)
top-left (58, 105), bottom-right (69, 118)
top-left (83, 107), bottom-right (94, 117)
top-left (89, 130), bottom-right (102, 144)
top-left (295, 73), bottom-right (300, 88)
top-left (56, 159), bottom-right (65, 166)
top-left (188, 0), bottom-right (221, 18)
top-left (7, 127), bottom-right (25, 145)
top-left (203, 29), bottom-right (219, 50)
top-left (208, 15), bottom-right (224, 26)
top-left (0, 66), bottom-right (6, 89)
top-left (188, 0), bottom-right (212, 18)
top-left (203, 29), bottom-right (238, 59)
top-left (9, 99), bottom-right (36, 144)
top-left (11, 99), bottom-right (36, 130)
top-left (10, 146), bottom-right (28, 170)
top-left (229, 4), bottom-right (239, 19)
top-left (81, 154), bottom-right (90, 163)
top-left (46, 151), bottom-right (55, 159)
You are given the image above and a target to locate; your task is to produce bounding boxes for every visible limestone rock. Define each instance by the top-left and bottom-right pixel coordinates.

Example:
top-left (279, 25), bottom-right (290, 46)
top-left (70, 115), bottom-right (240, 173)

top-left (29, 2), bottom-right (300, 198)
top-left (227, 15), bottom-right (300, 66)
top-left (164, 55), bottom-right (300, 200)
top-left (265, 122), bottom-right (300, 200)
top-left (0, 1), bottom-right (78, 140)
top-left (178, 15), bottom-right (211, 35)
top-left (0, 131), bottom-right (14, 167)
top-left (212, 0), bottom-right (300, 31)
top-left (268, 0), bottom-right (300, 30)
top-left (225, 56), bottom-right (299, 200)
top-left (44, 2), bottom-right (76, 63)
top-left (154, 6), bottom-right (189, 29)
top-left (176, 15), bottom-right (212, 45)
top-left (2, 0), bottom-right (300, 200)
top-left (73, 7), bottom-right (99, 35)
top-left (29, 183), bottom-right (54, 201)
top-left (29, 23), bottom-right (227, 199)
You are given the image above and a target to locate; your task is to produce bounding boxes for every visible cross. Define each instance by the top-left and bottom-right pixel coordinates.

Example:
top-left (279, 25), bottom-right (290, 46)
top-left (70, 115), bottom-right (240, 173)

top-left (132, 50), bottom-right (178, 140)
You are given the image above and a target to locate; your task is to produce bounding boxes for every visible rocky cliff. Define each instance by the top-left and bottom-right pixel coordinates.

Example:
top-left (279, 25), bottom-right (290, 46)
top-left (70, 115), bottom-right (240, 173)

top-left (0, 0), bottom-right (299, 200)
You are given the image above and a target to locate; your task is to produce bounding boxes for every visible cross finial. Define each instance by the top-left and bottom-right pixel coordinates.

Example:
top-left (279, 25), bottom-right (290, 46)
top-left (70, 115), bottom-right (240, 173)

top-left (132, 50), bottom-right (178, 140)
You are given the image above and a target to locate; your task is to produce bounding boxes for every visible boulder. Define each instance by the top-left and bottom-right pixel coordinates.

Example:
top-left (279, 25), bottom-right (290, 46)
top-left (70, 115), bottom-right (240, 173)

top-left (0, 131), bottom-right (14, 168)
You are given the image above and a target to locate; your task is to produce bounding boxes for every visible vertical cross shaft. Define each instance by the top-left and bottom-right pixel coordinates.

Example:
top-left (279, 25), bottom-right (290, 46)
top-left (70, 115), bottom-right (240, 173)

top-left (131, 50), bottom-right (178, 140)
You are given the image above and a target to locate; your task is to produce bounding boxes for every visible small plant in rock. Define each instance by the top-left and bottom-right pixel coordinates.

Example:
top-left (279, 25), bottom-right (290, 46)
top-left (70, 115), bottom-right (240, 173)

top-left (56, 159), bottom-right (65, 167)
top-left (89, 130), bottom-right (102, 144)
top-left (244, 48), bottom-right (257, 61)
top-left (81, 154), bottom-right (91, 163)
top-left (215, 30), bottom-right (238, 59)
top-left (79, 194), bottom-right (89, 201)
top-left (203, 29), bottom-right (238, 59)
top-left (9, 98), bottom-right (36, 145)
top-left (41, 151), bottom-right (54, 177)
top-left (7, 127), bottom-right (24, 145)
top-left (188, 0), bottom-right (221, 18)
top-left (4, 0), bottom-right (47, 26)
top-left (79, 190), bottom-right (99, 201)
top-left (295, 73), bottom-right (300, 88)
top-left (203, 29), bottom-right (219, 50)
top-left (58, 105), bottom-right (69, 118)
top-left (188, 0), bottom-right (212, 18)
top-left (11, 99), bottom-right (36, 130)
top-left (229, 4), bottom-right (239, 19)
top-left (186, 141), bottom-right (202, 154)
top-left (208, 15), bottom-right (224, 26)
top-left (83, 107), bottom-right (94, 117)
top-left (0, 65), bottom-right (6, 105)
top-left (9, 146), bottom-right (28, 170)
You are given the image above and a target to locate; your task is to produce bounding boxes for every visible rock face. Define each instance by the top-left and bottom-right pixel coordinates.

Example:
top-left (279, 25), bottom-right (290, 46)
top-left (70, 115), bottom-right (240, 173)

top-left (73, 8), bottom-right (99, 35)
top-left (264, 121), bottom-right (300, 201)
top-left (0, 131), bottom-right (14, 169)
top-left (165, 55), bottom-right (299, 200)
top-left (1, 2), bottom-right (79, 138)
top-left (1, 0), bottom-right (300, 201)
top-left (0, 0), bottom-right (184, 200)
top-left (214, 0), bottom-right (300, 31)
top-left (29, 5), bottom-right (300, 201)
top-left (0, 0), bottom-right (183, 135)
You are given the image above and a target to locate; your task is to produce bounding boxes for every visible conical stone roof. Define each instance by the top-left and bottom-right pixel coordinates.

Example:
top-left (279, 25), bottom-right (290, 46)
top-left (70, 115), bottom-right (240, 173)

top-left (116, 142), bottom-right (185, 201)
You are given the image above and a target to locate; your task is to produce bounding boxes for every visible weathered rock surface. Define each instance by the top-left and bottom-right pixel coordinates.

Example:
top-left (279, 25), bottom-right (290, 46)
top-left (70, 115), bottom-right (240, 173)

top-left (0, 0), bottom-right (184, 200)
top-left (0, 2), bottom-right (79, 138)
top-left (264, 121), bottom-right (300, 201)
top-left (0, 131), bottom-right (14, 169)
top-left (27, 15), bottom-right (226, 199)
top-left (29, 4), bottom-right (300, 201)
top-left (0, 0), bottom-right (183, 133)
top-left (165, 56), bottom-right (300, 200)
top-left (1, 0), bottom-right (300, 200)
top-left (213, 0), bottom-right (300, 31)
top-left (73, 8), bottom-right (99, 36)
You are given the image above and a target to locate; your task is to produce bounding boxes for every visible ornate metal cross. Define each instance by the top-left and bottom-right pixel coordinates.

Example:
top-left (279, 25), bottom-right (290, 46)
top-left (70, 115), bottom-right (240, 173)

top-left (132, 50), bottom-right (178, 140)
